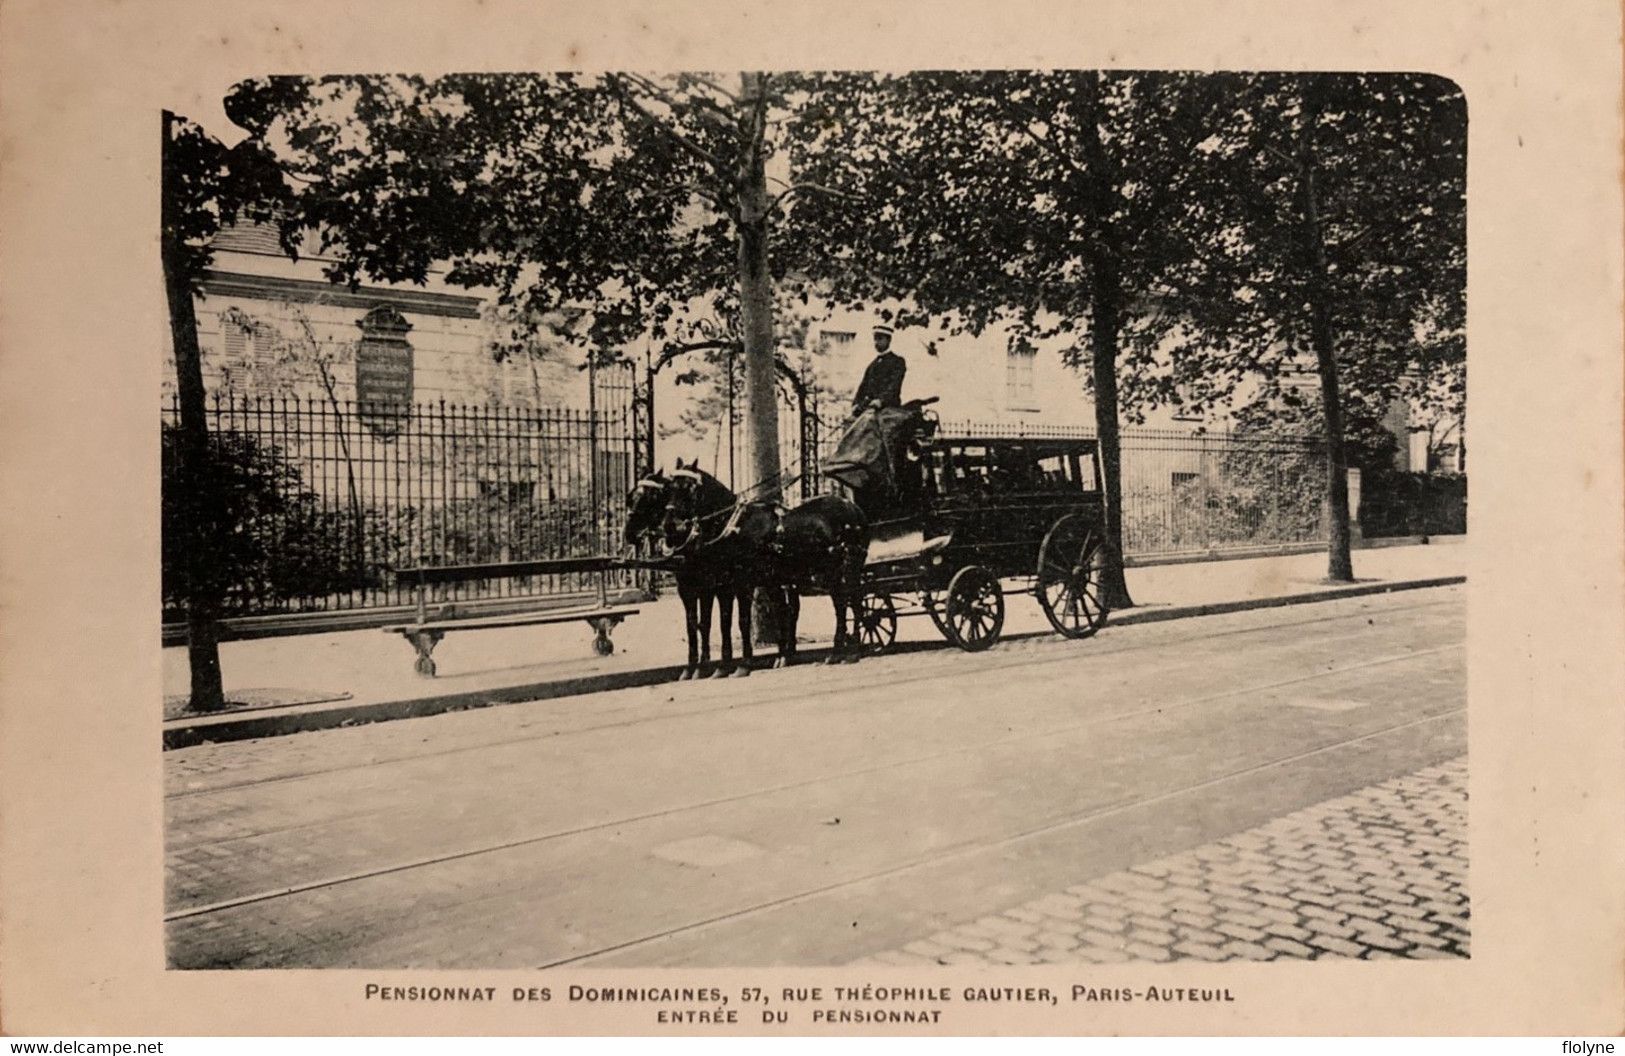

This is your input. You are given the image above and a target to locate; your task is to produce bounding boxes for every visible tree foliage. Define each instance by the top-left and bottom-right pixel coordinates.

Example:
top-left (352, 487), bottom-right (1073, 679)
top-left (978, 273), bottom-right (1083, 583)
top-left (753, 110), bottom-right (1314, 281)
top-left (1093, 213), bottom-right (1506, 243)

top-left (225, 75), bottom-right (707, 351)
top-left (782, 70), bottom-right (1255, 602)
top-left (782, 70), bottom-right (1465, 583)
top-left (1155, 73), bottom-right (1467, 422)
top-left (163, 115), bottom-right (293, 289)
top-left (211, 71), bottom-right (1467, 587)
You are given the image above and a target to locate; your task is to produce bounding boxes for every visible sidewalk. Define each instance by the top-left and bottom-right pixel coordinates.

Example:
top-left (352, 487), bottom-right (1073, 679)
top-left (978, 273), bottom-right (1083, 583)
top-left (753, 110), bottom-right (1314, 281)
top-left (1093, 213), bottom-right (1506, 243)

top-left (162, 536), bottom-right (1466, 748)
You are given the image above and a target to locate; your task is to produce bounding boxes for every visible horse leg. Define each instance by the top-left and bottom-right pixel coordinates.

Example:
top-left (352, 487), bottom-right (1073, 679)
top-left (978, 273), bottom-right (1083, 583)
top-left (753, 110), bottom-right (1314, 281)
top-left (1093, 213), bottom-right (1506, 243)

top-left (830, 556), bottom-right (863, 664)
top-left (843, 557), bottom-right (866, 663)
top-left (680, 588), bottom-right (699, 680)
top-left (697, 593), bottom-right (715, 677)
top-left (840, 590), bottom-right (862, 663)
top-left (827, 587), bottom-right (848, 664)
top-left (784, 588), bottom-right (801, 666)
top-left (712, 592), bottom-right (734, 678)
top-left (771, 587), bottom-right (787, 670)
top-left (771, 587), bottom-right (794, 669)
top-left (732, 584), bottom-right (753, 677)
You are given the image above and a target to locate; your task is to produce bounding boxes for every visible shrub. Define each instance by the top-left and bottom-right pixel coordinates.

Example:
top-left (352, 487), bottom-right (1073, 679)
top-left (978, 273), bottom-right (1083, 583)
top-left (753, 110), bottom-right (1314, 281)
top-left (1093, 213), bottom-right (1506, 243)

top-left (162, 424), bottom-right (387, 617)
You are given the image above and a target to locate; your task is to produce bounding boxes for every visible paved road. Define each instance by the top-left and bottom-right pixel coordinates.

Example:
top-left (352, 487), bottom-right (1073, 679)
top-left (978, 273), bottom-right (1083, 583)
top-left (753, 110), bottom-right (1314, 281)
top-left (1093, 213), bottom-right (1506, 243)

top-left (851, 758), bottom-right (1466, 965)
top-left (165, 585), bottom-right (1465, 969)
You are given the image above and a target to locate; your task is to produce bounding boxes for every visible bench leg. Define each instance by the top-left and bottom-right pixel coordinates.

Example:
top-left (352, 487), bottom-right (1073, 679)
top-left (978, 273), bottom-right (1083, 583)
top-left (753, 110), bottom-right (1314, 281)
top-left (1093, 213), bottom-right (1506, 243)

top-left (587, 615), bottom-right (625, 657)
top-left (403, 628), bottom-right (445, 676)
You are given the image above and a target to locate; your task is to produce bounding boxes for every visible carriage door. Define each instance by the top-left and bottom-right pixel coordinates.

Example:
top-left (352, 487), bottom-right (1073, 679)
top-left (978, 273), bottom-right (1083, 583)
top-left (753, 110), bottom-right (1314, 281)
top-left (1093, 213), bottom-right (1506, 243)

top-left (1001, 444), bottom-right (1051, 564)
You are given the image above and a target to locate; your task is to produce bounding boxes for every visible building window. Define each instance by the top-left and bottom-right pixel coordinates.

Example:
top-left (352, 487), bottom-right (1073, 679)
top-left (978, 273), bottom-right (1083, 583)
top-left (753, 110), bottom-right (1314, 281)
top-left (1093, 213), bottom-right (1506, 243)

top-left (1171, 383), bottom-right (1204, 422)
top-left (217, 307), bottom-right (284, 395)
top-left (818, 330), bottom-right (856, 355)
top-left (1006, 335), bottom-right (1037, 411)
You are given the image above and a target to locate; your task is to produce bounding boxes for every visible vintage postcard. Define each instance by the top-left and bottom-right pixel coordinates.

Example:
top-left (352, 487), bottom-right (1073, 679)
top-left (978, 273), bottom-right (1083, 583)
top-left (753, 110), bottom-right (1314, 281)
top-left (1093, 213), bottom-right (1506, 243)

top-left (1, 0), bottom-right (1620, 1038)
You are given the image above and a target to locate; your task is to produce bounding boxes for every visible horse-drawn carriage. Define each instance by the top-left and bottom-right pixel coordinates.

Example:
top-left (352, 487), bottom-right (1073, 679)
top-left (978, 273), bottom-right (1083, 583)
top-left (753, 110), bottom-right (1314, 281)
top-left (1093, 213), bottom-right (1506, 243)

top-left (625, 398), bottom-right (1114, 676)
top-left (828, 400), bottom-right (1115, 654)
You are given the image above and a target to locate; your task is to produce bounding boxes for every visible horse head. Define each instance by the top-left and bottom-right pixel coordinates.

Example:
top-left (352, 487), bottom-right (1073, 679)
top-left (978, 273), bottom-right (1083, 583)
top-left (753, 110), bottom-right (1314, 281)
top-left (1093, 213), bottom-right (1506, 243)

top-left (624, 469), bottom-right (669, 548)
top-left (662, 458), bottom-right (737, 552)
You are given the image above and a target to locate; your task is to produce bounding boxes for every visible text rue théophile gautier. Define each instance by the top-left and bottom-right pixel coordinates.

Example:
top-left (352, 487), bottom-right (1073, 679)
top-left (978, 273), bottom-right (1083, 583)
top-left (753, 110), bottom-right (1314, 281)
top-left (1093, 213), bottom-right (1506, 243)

top-left (364, 982), bottom-right (1237, 1026)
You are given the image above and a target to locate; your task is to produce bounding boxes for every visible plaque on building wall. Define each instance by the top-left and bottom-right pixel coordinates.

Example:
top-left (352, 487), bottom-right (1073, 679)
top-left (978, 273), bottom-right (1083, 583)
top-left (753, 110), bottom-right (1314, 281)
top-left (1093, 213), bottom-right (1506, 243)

top-left (354, 305), bottom-right (414, 438)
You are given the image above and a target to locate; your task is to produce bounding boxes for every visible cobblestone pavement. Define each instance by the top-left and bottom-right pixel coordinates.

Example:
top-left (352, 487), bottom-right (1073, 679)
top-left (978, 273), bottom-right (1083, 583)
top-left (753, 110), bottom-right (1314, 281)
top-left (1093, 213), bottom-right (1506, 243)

top-left (853, 757), bottom-right (1468, 965)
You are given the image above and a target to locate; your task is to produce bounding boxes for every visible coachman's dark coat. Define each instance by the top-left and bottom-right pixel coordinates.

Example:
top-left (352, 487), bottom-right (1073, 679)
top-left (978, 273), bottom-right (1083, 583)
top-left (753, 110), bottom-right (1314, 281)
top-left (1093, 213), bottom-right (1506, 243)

top-left (852, 351), bottom-right (907, 413)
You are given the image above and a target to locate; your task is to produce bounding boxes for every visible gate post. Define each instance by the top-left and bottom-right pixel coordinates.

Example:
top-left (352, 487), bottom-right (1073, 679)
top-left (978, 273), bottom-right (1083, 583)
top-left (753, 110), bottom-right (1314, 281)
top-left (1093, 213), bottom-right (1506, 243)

top-left (634, 359), bottom-right (656, 480)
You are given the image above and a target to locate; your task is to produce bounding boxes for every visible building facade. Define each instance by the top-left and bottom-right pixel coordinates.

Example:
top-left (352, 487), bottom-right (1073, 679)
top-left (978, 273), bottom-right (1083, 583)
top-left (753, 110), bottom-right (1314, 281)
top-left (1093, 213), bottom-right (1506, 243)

top-left (165, 220), bottom-right (591, 410)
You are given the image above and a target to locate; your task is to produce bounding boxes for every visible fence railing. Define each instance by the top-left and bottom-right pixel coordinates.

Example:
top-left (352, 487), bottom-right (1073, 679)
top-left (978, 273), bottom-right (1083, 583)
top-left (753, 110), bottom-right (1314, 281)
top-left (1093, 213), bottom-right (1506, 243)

top-left (916, 420), bottom-right (1329, 558)
top-left (164, 393), bottom-right (1337, 625)
top-left (162, 393), bottom-right (643, 623)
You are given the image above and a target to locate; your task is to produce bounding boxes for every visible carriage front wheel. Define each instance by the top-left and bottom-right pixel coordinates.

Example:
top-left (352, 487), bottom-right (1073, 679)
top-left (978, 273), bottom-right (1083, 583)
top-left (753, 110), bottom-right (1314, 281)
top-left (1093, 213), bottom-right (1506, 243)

top-left (943, 564), bottom-right (1005, 652)
top-left (1036, 513), bottom-right (1111, 639)
top-left (855, 593), bottom-right (899, 654)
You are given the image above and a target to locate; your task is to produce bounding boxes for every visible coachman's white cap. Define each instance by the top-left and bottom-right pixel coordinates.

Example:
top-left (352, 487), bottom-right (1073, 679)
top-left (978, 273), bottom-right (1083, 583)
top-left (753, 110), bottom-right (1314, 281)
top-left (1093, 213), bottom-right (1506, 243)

top-left (873, 323), bottom-right (895, 336)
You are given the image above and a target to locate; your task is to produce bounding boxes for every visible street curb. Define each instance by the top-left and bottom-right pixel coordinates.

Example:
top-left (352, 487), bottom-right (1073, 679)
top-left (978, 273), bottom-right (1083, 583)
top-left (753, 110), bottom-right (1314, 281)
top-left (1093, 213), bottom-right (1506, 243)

top-left (1103, 575), bottom-right (1467, 628)
top-left (162, 574), bottom-right (1465, 750)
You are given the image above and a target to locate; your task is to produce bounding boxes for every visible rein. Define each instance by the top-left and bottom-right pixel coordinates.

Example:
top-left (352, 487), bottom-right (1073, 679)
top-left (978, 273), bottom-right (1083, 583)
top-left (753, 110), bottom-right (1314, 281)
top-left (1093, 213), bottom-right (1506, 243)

top-left (667, 469), bottom-right (776, 555)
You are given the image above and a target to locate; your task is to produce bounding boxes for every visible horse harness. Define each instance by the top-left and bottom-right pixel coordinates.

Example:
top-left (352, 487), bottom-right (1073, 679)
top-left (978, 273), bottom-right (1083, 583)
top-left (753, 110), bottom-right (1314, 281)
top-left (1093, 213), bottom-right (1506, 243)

top-left (667, 469), bottom-right (767, 556)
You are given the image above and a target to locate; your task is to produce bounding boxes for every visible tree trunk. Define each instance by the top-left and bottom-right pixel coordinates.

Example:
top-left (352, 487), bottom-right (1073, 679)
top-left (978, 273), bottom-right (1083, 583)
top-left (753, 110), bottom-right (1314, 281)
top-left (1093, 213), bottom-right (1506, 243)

top-left (160, 111), bottom-right (227, 711)
top-left (1297, 81), bottom-right (1355, 583)
top-left (1089, 271), bottom-right (1135, 609)
top-left (737, 73), bottom-right (782, 505)
top-left (736, 73), bottom-right (786, 645)
top-left (1078, 75), bottom-right (1135, 609)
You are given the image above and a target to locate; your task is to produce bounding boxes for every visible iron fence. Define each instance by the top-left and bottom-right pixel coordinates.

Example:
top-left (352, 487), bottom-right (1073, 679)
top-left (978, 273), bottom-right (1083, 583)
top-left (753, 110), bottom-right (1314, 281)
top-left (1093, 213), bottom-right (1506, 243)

top-left (165, 387), bottom-right (1333, 625)
top-left (1109, 427), bottom-right (1328, 555)
top-left (162, 389), bottom-right (643, 623)
top-left (716, 375), bottom-right (833, 501)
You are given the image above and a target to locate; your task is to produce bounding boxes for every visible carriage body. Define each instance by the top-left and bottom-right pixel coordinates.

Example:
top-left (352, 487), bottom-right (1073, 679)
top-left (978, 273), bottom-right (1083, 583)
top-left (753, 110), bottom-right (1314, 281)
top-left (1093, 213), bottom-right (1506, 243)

top-left (855, 433), bottom-right (1115, 652)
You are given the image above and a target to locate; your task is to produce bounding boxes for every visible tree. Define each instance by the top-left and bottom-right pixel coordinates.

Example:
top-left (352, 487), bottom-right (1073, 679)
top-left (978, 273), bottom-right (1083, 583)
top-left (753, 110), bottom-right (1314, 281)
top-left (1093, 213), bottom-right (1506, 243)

top-left (212, 70), bottom-right (1464, 606)
top-left (160, 111), bottom-right (289, 710)
top-left (784, 71), bottom-right (1465, 587)
top-left (224, 72), bottom-right (895, 643)
top-left (783, 70), bottom-right (1242, 606)
top-left (1149, 73), bottom-right (1467, 580)
top-left (226, 73), bottom-right (842, 504)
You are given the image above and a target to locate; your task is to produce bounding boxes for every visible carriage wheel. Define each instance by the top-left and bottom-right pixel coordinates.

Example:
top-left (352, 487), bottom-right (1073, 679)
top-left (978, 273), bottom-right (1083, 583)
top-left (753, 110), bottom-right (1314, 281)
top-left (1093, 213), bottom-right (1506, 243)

top-left (943, 565), bottom-right (1005, 652)
top-left (855, 594), bottom-right (899, 654)
top-left (923, 592), bottom-right (952, 640)
top-left (1036, 514), bottom-right (1111, 639)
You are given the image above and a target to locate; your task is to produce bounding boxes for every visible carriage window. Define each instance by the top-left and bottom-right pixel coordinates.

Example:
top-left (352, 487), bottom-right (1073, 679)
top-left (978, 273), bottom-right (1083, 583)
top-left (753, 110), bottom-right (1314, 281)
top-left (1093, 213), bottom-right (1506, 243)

top-left (990, 448), bottom-right (1042, 492)
top-left (1075, 451), bottom-right (1099, 491)
top-left (1035, 454), bottom-right (1071, 489)
top-left (946, 446), bottom-right (990, 493)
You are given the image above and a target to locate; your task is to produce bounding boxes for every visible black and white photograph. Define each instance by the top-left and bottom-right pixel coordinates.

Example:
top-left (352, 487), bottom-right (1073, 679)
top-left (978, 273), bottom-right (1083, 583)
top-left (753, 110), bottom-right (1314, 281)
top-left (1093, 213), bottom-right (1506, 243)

top-left (2, 0), bottom-right (1622, 1040)
top-left (157, 69), bottom-right (1471, 975)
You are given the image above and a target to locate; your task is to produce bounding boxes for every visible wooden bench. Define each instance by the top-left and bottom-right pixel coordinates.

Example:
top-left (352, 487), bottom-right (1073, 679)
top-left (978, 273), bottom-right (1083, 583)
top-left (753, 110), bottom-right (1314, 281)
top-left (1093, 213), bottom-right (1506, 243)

top-left (384, 558), bottom-right (646, 676)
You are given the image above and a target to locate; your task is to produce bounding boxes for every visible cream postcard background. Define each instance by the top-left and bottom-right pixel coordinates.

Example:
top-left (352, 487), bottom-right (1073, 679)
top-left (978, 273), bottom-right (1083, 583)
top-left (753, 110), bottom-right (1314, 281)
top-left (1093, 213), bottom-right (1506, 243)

top-left (1, 0), bottom-right (1620, 1037)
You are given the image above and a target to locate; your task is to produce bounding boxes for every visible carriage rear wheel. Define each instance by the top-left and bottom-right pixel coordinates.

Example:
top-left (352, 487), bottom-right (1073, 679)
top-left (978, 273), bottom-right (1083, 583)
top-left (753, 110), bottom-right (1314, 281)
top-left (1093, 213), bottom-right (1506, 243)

top-left (943, 565), bottom-right (1005, 652)
top-left (855, 593), bottom-right (899, 653)
top-left (1036, 514), bottom-right (1111, 639)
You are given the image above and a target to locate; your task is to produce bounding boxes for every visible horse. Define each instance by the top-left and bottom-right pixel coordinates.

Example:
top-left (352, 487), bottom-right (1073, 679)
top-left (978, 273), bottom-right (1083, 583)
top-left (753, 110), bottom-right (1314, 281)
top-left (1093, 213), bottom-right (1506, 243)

top-left (661, 459), bottom-right (870, 668)
top-left (624, 469), bottom-right (756, 679)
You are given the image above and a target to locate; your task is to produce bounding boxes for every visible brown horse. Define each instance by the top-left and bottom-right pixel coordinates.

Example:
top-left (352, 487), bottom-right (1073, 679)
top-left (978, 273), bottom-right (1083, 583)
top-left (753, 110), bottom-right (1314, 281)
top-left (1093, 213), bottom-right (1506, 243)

top-left (624, 468), bottom-right (754, 679)
top-left (660, 460), bottom-right (869, 669)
